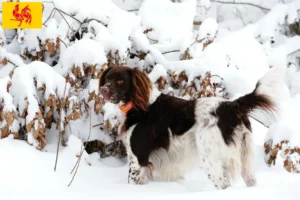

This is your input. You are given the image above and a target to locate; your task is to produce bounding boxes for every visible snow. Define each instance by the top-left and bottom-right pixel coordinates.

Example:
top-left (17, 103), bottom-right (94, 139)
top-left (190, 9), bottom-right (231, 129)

top-left (42, 18), bottom-right (59, 42)
top-left (0, 76), bottom-right (14, 112)
top-left (198, 17), bottom-right (218, 41)
top-left (1, 0), bottom-right (300, 199)
top-left (0, 47), bottom-right (24, 74)
top-left (107, 10), bottom-right (140, 55)
top-left (138, 0), bottom-right (196, 44)
top-left (0, 25), bottom-right (6, 46)
top-left (9, 61), bottom-right (67, 143)
top-left (252, 1), bottom-right (300, 41)
top-left (148, 64), bottom-right (167, 83)
top-left (0, 119), bottom-right (300, 199)
top-left (17, 29), bottom-right (42, 59)
top-left (58, 38), bottom-right (107, 76)
top-left (266, 94), bottom-right (300, 148)
top-left (102, 102), bottom-right (123, 128)
top-left (167, 30), bottom-right (270, 97)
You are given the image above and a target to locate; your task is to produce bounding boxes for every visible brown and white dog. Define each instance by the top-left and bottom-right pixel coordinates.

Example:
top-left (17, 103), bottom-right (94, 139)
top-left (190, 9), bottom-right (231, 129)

top-left (99, 66), bottom-right (282, 189)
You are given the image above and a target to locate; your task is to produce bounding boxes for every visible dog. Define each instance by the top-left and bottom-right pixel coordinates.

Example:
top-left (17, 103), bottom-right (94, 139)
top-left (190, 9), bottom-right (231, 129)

top-left (99, 66), bottom-right (282, 189)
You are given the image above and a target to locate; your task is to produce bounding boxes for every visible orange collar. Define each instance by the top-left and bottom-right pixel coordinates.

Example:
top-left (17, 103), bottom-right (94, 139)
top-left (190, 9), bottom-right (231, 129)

top-left (119, 101), bottom-right (134, 114)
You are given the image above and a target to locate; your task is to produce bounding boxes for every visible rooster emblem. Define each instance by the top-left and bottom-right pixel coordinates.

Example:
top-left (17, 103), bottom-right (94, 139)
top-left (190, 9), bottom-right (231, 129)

top-left (10, 4), bottom-right (32, 27)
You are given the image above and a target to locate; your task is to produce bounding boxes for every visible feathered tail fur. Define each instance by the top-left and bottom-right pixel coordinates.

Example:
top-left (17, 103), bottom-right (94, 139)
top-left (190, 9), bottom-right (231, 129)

top-left (216, 66), bottom-right (284, 145)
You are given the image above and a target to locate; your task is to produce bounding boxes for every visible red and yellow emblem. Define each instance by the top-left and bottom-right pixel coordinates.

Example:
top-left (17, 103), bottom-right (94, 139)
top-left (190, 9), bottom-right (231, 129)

top-left (2, 2), bottom-right (42, 29)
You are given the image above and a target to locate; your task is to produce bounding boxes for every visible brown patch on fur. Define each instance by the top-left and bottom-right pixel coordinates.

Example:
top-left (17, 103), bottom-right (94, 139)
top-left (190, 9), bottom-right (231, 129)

top-left (99, 66), bottom-right (113, 92)
top-left (214, 81), bottom-right (276, 145)
top-left (131, 67), bottom-right (152, 111)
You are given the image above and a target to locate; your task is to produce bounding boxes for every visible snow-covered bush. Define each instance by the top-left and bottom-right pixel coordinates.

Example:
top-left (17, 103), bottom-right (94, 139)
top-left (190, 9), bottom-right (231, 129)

top-left (0, 0), bottom-right (299, 174)
top-left (9, 61), bottom-right (68, 149)
top-left (264, 94), bottom-right (300, 174)
top-left (0, 77), bottom-right (19, 139)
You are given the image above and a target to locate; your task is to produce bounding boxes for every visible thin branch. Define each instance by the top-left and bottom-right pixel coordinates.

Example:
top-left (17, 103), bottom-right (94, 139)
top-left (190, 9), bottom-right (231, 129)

top-left (7, 60), bottom-right (18, 67)
top-left (54, 78), bottom-right (68, 172)
top-left (234, 7), bottom-right (246, 26)
top-left (211, 0), bottom-right (270, 12)
top-left (56, 9), bottom-right (74, 31)
top-left (147, 37), bottom-right (158, 44)
top-left (43, 0), bottom-right (55, 4)
top-left (189, 34), bottom-right (200, 46)
top-left (288, 48), bottom-right (300, 56)
top-left (82, 18), bottom-right (107, 27)
top-left (56, 8), bottom-right (81, 24)
top-left (68, 108), bottom-right (92, 187)
top-left (162, 49), bottom-right (181, 54)
top-left (249, 115), bottom-right (269, 128)
top-left (127, 9), bottom-right (139, 12)
top-left (162, 34), bottom-right (199, 54)
top-left (7, 60), bottom-right (18, 78)
top-left (68, 146), bottom-right (84, 187)
top-left (92, 123), bottom-right (103, 128)
top-left (54, 129), bottom-right (61, 171)
top-left (43, 8), bottom-right (56, 26)
top-left (58, 37), bottom-right (67, 48)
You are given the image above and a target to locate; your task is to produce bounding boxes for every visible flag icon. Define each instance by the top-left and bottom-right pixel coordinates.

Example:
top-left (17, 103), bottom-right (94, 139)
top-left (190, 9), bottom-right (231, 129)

top-left (2, 2), bottom-right (42, 29)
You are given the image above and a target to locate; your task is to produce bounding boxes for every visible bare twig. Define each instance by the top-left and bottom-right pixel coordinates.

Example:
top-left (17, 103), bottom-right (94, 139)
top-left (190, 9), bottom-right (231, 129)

top-left (43, 5), bottom-right (107, 42)
top-left (7, 60), bottom-right (18, 78)
top-left (127, 9), bottom-right (139, 12)
top-left (54, 129), bottom-right (61, 172)
top-left (211, 0), bottom-right (270, 12)
top-left (43, 0), bottom-right (55, 4)
top-left (68, 146), bottom-right (84, 187)
top-left (162, 34), bottom-right (199, 54)
top-left (43, 8), bottom-right (56, 26)
top-left (234, 7), bottom-right (246, 26)
top-left (56, 8), bottom-right (81, 24)
top-left (54, 78), bottom-right (69, 172)
top-left (7, 60), bottom-right (18, 67)
top-left (58, 37), bottom-right (67, 48)
top-left (56, 9), bottom-right (74, 31)
top-left (68, 108), bottom-right (92, 187)
top-left (249, 115), bottom-right (269, 128)
top-left (83, 18), bottom-right (107, 26)
top-left (147, 37), bottom-right (158, 44)
top-left (288, 48), bottom-right (300, 56)
top-left (189, 34), bottom-right (200, 46)
top-left (92, 123), bottom-right (103, 128)
top-left (162, 49), bottom-right (181, 54)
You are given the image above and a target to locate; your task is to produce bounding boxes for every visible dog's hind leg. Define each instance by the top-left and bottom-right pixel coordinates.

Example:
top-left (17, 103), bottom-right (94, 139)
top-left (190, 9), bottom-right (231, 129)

top-left (240, 132), bottom-right (257, 187)
top-left (196, 127), bottom-right (237, 190)
top-left (201, 156), bottom-right (233, 189)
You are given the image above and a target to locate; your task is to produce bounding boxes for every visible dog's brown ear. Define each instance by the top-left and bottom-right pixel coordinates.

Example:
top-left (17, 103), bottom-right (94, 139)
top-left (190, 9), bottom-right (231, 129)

top-left (99, 67), bottom-right (113, 90)
top-left (131, 67), bottom-right (152, 111)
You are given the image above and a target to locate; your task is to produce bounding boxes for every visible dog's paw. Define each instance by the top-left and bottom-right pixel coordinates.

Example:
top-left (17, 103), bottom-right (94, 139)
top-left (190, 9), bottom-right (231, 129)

top-left (128, 173), bottom-right (146, 185)
top-left (245, 177), bottom-right (257, 187)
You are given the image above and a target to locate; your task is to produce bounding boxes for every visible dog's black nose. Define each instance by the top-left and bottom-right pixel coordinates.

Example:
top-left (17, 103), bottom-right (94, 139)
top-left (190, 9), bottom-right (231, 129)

top-left (101, 87), bottom-right (109, 95)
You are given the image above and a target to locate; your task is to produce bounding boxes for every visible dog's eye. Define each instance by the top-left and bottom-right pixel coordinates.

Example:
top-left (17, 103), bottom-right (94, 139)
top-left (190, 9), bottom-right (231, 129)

top-left (117, 80), bottom-right (124, 85)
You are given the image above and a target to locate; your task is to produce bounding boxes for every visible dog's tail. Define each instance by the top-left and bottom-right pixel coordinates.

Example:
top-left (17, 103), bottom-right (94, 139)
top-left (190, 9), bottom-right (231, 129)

top-left (216, 66), bottom-right (284, 145)
top-left (232, 66), bottom-right (284, 118)
top-left (237, 67), bottom-right (284, 187)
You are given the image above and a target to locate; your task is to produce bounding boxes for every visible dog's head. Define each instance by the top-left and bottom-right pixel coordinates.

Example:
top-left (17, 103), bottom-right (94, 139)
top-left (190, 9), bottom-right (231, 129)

top-left (99, 66), bottom-right (152, 111)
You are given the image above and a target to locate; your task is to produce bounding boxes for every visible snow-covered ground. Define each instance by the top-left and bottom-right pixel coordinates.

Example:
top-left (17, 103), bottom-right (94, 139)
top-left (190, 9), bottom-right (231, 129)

top-left (1, 0), bottom-right (300, 199)
top-left (0, 119), bottom-right (299, 200)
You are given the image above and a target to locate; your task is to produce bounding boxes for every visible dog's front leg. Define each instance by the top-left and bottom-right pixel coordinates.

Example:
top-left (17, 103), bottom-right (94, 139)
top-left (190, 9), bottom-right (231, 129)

top-left (128, 154), bottom-right (143, 184)
top-left (127, 153), bottom-right (153, 185)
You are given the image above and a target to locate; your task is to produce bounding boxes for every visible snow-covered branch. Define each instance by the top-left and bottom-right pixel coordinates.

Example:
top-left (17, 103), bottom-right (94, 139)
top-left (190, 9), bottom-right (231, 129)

top-left (211, 0), bottom-right (271, 12)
